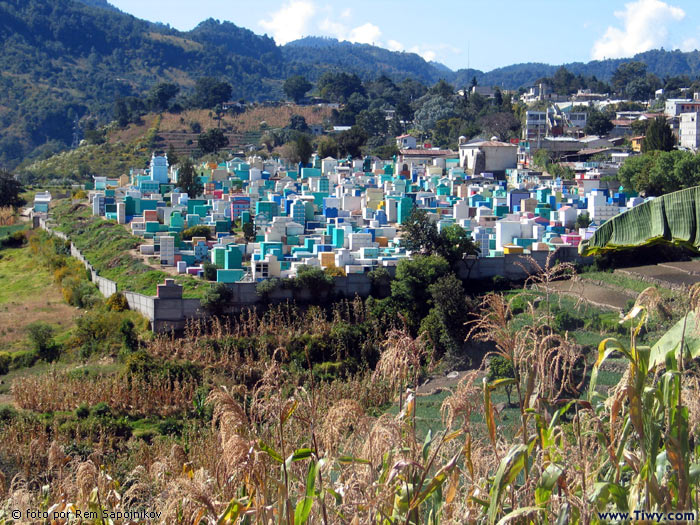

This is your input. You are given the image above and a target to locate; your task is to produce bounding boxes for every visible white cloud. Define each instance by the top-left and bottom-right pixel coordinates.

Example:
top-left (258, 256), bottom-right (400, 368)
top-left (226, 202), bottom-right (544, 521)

top-left (348, 22), bottom-right (382, 45)
top-left (387, 39), bottom-right (404, 51)
top-left (681, 37), bottom-right (700, 51)
top-left (591, 0), bottom-right (685, 60)
top-left (340, 8), bottom-right (351, 18)
top-left (259, 1), bottom-right (316, 45)
top-left (409, 46), bottom-right (436, 62)
top-left (320, 17), bottom-right (345, 37)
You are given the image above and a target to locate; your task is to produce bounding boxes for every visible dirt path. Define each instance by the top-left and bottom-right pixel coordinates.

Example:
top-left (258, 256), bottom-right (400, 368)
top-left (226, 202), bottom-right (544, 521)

top-left (617, 265), bottom-right (700, 290)
top-left (539, 279), bottom-right (631, 311)
top-left (417, 370), bottom-right (474, 395)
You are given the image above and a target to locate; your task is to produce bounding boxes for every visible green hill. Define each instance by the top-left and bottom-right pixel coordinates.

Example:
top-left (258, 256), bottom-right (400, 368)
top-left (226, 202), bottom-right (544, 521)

top-left (5, 0), bottom-right (700, 172)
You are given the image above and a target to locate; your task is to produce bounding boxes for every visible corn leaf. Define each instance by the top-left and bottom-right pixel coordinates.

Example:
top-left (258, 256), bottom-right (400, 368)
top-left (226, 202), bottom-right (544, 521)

top-left (258, 440), bottom-right (283, 463)
top-left (294, 460), bottom-right (318, 525)
top-left (496, 506), bottom-right (544, 525)
top-left (487, 444), bottom-right (528, 525)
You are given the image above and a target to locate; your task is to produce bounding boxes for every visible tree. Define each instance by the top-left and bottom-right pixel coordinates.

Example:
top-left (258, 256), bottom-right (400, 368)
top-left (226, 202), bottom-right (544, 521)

top-left (584, 109), bottom-right (613, 136)
top-left (420, 273), bottom-right (472, 362)
top-left (611, 62), bottom-right (647, 95)
top-left (336, 126), bottom-right (367, 158)
top-left (288, 114), bottom-right (309, 132)
top-left (0, 170), bottom-right (25, 208)
top-left (317, 136), bottom-right (338, 158)
top-left (391, 255), bottom-right (451, 328)
top-left (166, 143), bottom-right (179, 167)
top-left (198, 128), bottom-right (229, 154)
top-left (401, 208), bottom-right (440, 255)
top-left (356, 108), bottom-right (388, 137)
top-left (26, 321), bottom-right (59, 362)
top-left (177, 157), bottom-right (203, 198)
top-left (242, 221), bottom-right (256, 242)
top-left (114, 98), bottom-right (130, 127)
top-left (575, 211), bottom-right (591, 229)
top-left (318, 72), bottom-right (364, 102)
top-left (285, 134), bottom-right (313, 165)
top-left (478, 112), bottom-right (520, 140)
top-left (283, 75), bottom-right (312, 103)
top-left (642, 117), bottom-right (675, 152)
top-left (202, 262), bottom-right (217, 281)
top-left (147, 82), bottom-right (179, 112)
top-left (201, 282), bottom-right (233, 316)
top-left (437, 224), bottom-right (480, 265)
top-left (191, 77), bottom-right (232, 109)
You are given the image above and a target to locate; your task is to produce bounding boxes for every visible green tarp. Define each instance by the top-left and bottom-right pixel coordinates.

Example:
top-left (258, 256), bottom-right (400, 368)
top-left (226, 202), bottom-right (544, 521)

top-left (579, 186), bottom-right (700, 256)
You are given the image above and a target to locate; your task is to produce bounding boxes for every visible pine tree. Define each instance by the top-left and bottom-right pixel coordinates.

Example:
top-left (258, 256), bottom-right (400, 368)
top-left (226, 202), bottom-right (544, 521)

top-left (177, 158), bottom-right (203, 198)
top-left (642, 117), bottom-right (675, 152)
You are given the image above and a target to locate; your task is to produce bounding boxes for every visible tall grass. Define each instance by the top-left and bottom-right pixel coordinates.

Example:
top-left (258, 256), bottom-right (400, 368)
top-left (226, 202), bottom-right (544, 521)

top-left (3, 266), bottom-right (700, 523)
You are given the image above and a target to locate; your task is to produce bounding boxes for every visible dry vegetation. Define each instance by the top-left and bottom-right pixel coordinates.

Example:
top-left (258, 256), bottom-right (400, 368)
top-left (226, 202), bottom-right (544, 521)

top-left (1, 261), bottom-right (700, 523)
top-left (0, 207), bottom-right (16, 226)
top-left (109, 104), bottom-right (332, 146)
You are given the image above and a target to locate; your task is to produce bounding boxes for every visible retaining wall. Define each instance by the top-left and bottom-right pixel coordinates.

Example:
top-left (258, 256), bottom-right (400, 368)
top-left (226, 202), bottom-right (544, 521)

top-left (38, 217), bottom-right (592, 333)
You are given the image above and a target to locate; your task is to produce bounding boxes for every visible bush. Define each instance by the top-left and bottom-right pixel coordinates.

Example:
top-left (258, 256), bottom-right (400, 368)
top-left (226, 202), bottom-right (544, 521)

top-left (75, 403), bottom-right (90, 419)
top-left (11, 350), bottom-right (38, 369)
top-left (554, 310), bottom-right (584, 332)
top-left (324, 265), bottom-right (346, 277)
top-left (0, 352), bottom-right (9, 375)
top-left (0, 404), bottom-right (17, 422)
top-left (202, 261), bottom-right (217, 281)
top-left (106, 292), bottom-right (129, 312)
top-left (120, 318), bottom-right (139, 352)
top-left (157, 417), bottom-right (184, 436)
top-left (368, 266), bottom-right (391, 297)
top-left (201, 282), bottom-right (233, 315)
top-left (62, 276), bottom-right (99, 308)
top-left (181, 225), bottom-right (212, 240)
top-left (256, 278), bottom-right (281, 297)
top-left (1, 230), bottom-right (26, 248)
top-left (91, 402), bottom-right (112, 418)
top-left (293, 265), bottom-right (333, 295)
top-left (26, 322), bottom-right (60, 362)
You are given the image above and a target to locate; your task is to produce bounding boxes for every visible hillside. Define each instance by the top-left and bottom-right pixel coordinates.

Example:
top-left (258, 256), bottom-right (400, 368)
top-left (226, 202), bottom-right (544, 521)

top-left (282, 37), bottom-right (449, 84)
top-left (20, 104), bottom-right (332, 181)
top-left (5, 0), bottom-right (700, 171)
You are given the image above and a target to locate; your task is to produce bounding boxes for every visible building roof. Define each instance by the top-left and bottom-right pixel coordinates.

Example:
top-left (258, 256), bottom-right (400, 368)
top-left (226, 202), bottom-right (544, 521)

top-left (460, 140), bottom-right (516, 148)
top-left (395, 134), bottom-right (414, 139)
top-left (399, 149), bottom-right (455, 157)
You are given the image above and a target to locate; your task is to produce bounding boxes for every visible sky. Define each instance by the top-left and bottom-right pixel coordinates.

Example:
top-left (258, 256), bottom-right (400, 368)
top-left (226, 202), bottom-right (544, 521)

top-left (107, 0), bottom-right (700, 71)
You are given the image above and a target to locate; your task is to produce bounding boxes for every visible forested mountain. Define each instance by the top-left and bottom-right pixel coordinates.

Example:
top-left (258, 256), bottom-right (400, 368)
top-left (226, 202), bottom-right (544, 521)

top-left (282, 37), bottom-right (448, 84)
top-left (3, 0), bottom-right (700, 170)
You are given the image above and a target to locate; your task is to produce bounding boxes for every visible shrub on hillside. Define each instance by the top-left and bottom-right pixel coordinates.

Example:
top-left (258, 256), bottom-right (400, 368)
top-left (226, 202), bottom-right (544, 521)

top-left (0, 352), bottom-right (10, 375)
top-left (106, 292), bottom-right (129, 312)
top-left (1, 230), bottom-right (26, 248)
top-left (26, 321), bottom-right (60, 362)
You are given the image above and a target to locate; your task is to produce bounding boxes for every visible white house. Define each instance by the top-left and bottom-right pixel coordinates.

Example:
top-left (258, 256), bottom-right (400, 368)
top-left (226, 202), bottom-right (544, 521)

top-left (396, 134), bottom-right (417, 149)
top-left (458, 139), bottom-right (517, 175)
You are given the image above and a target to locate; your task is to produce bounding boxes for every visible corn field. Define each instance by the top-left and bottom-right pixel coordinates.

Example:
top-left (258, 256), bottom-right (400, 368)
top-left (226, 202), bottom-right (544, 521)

top-left (2, 276), bottom-right (700, 523)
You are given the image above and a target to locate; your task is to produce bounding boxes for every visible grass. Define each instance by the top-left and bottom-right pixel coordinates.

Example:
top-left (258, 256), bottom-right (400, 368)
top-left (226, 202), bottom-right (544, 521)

top-left (0, 244), bottom-right (78, 352)
top-left (579, 270), bottom-right (676, 298)
top-left (0, 223), bottom-right (26, 241)
top-left (51, 200), bottom-right (210, 298)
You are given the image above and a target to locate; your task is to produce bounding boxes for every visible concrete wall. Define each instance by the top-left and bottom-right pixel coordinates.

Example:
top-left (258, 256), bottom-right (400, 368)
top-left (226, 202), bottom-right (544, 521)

top-left (38, 218), bottom-right (592, 333)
